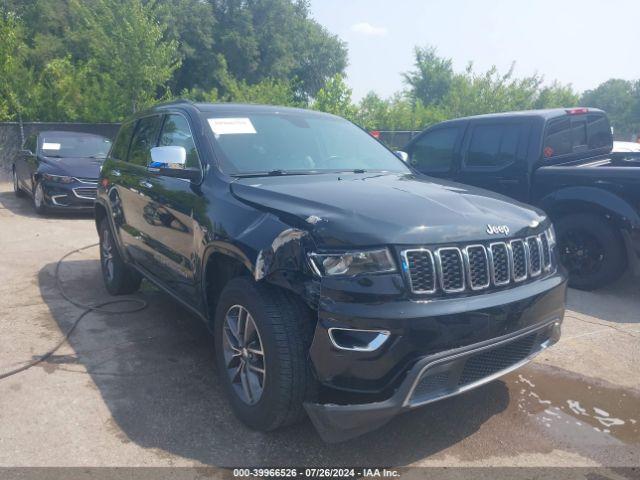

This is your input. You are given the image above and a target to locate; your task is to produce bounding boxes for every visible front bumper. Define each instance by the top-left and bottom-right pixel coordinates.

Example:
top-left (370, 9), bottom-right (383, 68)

top-left (305, 270), bottom-right (567, 442)
top-left (41, 180), bottom-right (97, 211)
top-left (305, 318), bottom-right (561, 442)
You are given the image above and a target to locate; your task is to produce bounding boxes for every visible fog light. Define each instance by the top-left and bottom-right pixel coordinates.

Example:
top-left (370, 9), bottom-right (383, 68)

top-left (328, 328), bottom-right (390, 352)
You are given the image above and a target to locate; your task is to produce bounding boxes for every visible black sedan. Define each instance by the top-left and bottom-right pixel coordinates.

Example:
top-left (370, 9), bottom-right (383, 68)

top-left (12, 131), bottom-right (112, 214)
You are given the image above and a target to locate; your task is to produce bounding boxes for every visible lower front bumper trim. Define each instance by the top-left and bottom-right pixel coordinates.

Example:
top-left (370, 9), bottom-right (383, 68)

top-left (304, 318), bottom-right (561, 443)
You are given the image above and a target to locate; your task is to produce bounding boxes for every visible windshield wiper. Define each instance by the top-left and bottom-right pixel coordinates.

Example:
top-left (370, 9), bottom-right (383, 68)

top-left (232, 169), bottom-right (318, 178)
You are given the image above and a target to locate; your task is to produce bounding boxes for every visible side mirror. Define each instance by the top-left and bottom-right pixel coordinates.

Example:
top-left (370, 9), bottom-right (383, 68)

top-left (149, 146), bottom-right (200, 181)
top-left (395, 151), bottom-right (409, 162)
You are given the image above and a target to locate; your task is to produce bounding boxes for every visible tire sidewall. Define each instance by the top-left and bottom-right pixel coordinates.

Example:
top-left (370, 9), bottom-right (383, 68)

top-left (33, 181), bottom-right (47, 214)
top-left (213, 279), bottom-right (287, 430)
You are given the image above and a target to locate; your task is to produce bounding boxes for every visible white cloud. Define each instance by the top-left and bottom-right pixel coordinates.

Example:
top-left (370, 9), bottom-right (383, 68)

top-left (350, 22), bottom-right (388, 36)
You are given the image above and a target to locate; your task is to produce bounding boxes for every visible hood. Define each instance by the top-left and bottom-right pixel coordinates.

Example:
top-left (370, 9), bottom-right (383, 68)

top-left (231, 172), bottom-right (547, 247)
top-left (40, 156), bottom-right (104, 179)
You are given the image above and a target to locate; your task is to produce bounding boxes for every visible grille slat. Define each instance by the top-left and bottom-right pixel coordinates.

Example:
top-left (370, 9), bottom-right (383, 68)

top-left (465, 245), bottom-right (490, 290)
top-left (510, 240), bottom-right (527, 281)
top-left (489, 242), bottom-right (510, 285)
top-left (437, 248), bottom-right (465, 292)
top-left (403, 231), bottom-right (554, 295)
top-left (527, 236), bottom-right (542, 276)
top-left (404, 250), bottom-right (436, 293)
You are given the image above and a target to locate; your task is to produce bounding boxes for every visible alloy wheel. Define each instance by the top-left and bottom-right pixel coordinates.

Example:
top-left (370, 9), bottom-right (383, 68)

top-left (101, 229), bottom-right (115, 282)
top-left (34, 182), bottom-right (44, 208)
top-left (12, 169), bottom-right (19, 193)
top-left (222, 304), bottom-right (266, 405)
top-left (559, 229), bottom-right (605, 276)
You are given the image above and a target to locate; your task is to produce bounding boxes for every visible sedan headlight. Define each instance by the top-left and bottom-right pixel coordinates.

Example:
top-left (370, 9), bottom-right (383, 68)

top-left (309, 248), bottom-right (397, 276)
top-left (42, 173), bottom-right (74, 184)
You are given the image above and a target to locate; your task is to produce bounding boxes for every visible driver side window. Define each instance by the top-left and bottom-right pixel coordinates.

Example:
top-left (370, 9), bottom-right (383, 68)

top-left (410, 126), bottom-right (461, 173)
top-left (158, 114), bottom-right (201, 170)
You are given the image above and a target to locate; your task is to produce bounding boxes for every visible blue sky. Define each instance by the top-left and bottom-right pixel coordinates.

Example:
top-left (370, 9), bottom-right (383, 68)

top-left (309, 0), bottom-right (639, 100)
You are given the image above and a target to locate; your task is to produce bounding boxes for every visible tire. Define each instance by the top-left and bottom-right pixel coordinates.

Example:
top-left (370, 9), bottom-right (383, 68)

top-left (99, 218), bottom-right (142, 295)
top-left (12, 166), bottom-right (25, 197)
top-left (555, 213), bottom-right (626, 290)
top-left (214, 277), bottom-right (317, 431)
top-left (33, 180), bottom-right (47, 215)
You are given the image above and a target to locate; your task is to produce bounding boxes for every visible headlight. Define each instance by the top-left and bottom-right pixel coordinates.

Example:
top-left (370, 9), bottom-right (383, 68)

top-left (546, 225), bottom-right (556, 248)
top-left (309, 248), bottom-right (396, 276)
top-left (42, 173), bottom-right (74, 184)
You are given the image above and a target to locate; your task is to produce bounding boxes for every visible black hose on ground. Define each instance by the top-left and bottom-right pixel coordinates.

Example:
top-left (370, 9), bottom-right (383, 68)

top-left (0, 243), bottom-right (148, 380)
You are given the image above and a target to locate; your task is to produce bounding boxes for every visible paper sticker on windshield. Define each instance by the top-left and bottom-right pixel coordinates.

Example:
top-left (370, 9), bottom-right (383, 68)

top-left (42, 142), bottom-right (61, 150)
top-left (208, 118), bottom-right (256, 135)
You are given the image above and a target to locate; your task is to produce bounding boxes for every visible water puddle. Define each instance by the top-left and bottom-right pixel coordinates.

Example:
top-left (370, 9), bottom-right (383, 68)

top-left (505, 364), bottom-right (639, 445)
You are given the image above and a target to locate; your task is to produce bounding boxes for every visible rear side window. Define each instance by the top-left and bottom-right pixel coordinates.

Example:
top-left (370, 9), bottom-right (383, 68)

top-left (110, 122), bottom-right (135, 161)
top-left (410, 126), bottom-right (461, 173)
top-left (544, 114), bottom-right (612, 158)
top-left (128, 116), bottom-right (162, 166)
top-left (466, 123), bottom-right (520, 168)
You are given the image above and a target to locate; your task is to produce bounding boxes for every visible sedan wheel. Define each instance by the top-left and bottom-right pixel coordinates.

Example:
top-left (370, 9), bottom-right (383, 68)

top-left (222, 304), bottom-right (266, 405)
top-left (12, 168), bottom-right (24, 197)
top-left (33, 182), bottom-right (47, 214)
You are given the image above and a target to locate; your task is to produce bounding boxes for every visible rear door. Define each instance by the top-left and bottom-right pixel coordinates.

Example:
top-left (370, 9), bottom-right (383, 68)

top-left (455, 120), bottom-right (532, 201)
top-left (405, 123), bottom-right (466, 180)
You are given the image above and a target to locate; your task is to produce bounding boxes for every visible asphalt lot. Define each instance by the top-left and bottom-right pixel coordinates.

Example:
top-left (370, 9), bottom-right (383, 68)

top-left (0, 170), bottom-right (638, 468)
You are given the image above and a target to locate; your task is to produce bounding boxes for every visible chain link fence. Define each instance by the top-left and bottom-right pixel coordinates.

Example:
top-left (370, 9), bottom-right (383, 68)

top-left (374, 130), bottom-right (421, 150)
top-left (0, 122), bottom-right (120, 171)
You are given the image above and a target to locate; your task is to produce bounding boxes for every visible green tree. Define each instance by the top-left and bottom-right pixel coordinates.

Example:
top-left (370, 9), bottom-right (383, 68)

top-left (403, 46), bottom-right (454, 107)
top-left (0, 13), bottom-right (32, 120)
top-left (581, 79), bottom-right (640, 139)
top-left (312, 74), bottom-right (356, 119)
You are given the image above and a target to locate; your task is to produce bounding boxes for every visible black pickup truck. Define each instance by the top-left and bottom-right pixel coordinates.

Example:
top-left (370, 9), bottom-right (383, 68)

top-left (401, 108), bottom-right (640, 290)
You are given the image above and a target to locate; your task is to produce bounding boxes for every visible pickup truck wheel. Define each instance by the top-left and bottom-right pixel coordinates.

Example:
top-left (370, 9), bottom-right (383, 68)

top-left (99, 218), bottom-right (142, 295)
top-left (214, 277), bottom-right (316, 431)
top-left (12, 167), bottom-right (25, 197)
top-left (556, 213), bottom-right (626, 290)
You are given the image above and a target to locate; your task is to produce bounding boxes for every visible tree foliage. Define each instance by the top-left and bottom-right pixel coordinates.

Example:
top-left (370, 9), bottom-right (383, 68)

top-left (581, 79), bottom-right (640, 140)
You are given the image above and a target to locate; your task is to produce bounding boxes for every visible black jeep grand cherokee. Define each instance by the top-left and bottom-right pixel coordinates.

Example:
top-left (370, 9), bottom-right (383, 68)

top-left (96, 101), bottom-right (567, 442)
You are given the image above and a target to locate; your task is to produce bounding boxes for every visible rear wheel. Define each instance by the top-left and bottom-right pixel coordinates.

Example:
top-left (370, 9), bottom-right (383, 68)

top-left (556, 213), bottom-right (626, 290)
top-left (12, 167), bottom-right (25, 197)
top-left (99, 218), bottom-right (142, 295)
top-left (214, 277), bottom-right (316, 431)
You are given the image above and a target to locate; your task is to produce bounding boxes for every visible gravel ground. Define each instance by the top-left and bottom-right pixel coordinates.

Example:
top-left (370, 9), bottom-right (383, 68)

top-left (0, 170), bottom-right (638, 469)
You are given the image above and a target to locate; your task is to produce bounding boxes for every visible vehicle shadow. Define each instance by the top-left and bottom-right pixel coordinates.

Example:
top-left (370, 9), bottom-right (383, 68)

top-left (566, 271), bottom-right (639, 324)
top-left (0, 190), bottom-right (93, 220)
top-left (37, 258), bottom-right (510, 467)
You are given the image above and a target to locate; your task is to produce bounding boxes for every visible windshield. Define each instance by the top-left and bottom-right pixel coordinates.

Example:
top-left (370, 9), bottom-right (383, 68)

top-left (206, 113), bottom-right (409, 175)
top-left (40, 134), bottom-right (112, 158)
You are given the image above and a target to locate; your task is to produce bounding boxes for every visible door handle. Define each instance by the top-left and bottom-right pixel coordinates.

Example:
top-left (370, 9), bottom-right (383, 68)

top-left (498, 179), bottom-right (519, 185)
top-left (139, 180), bottom-right (153, 189)
top-left (111, 169), bottom-right (122, 177)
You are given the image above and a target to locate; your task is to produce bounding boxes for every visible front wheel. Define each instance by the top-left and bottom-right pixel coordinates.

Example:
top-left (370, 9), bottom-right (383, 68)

top-left (33, 181), bottom-right (47, 215)
top-left (99, 218), bottom-right (142, 295)
top-left (214, 277), bottom-right (316, 431)
top-left (556, 213), bottom-right (626, 290)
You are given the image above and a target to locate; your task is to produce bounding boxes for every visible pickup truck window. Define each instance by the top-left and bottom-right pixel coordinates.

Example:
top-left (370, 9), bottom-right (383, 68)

top-left (128, 115), bottom-right (162, 167)
top-left (209, 113), bottom-right (409, 175)
top-left (411, 126), bottom-right (461, 173)
top-left (159, 114), bottom-right (201, 170)
top-left (110, 121), bottom-right (135, 161)
top-left (544, 114), bottom-right (612, 158)
top-left (466, 124), bottom-right (519, 168)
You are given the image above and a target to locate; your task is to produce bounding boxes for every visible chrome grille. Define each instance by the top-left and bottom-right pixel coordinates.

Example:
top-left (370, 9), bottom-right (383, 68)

top-left (73, 177), bottom-right (98, 184)
top-left (436, 248), bottom-right (465, 292)
top-left (527, 236), bottom-right (542, 277)
top-left (73, 187), bottom-right (97, 200)
top-left (510, 240), bottom-right (527, 282)
top-left (403, 249), bottom-right (436, 293)
top-left (402, 232), bottom-right (553, 295)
